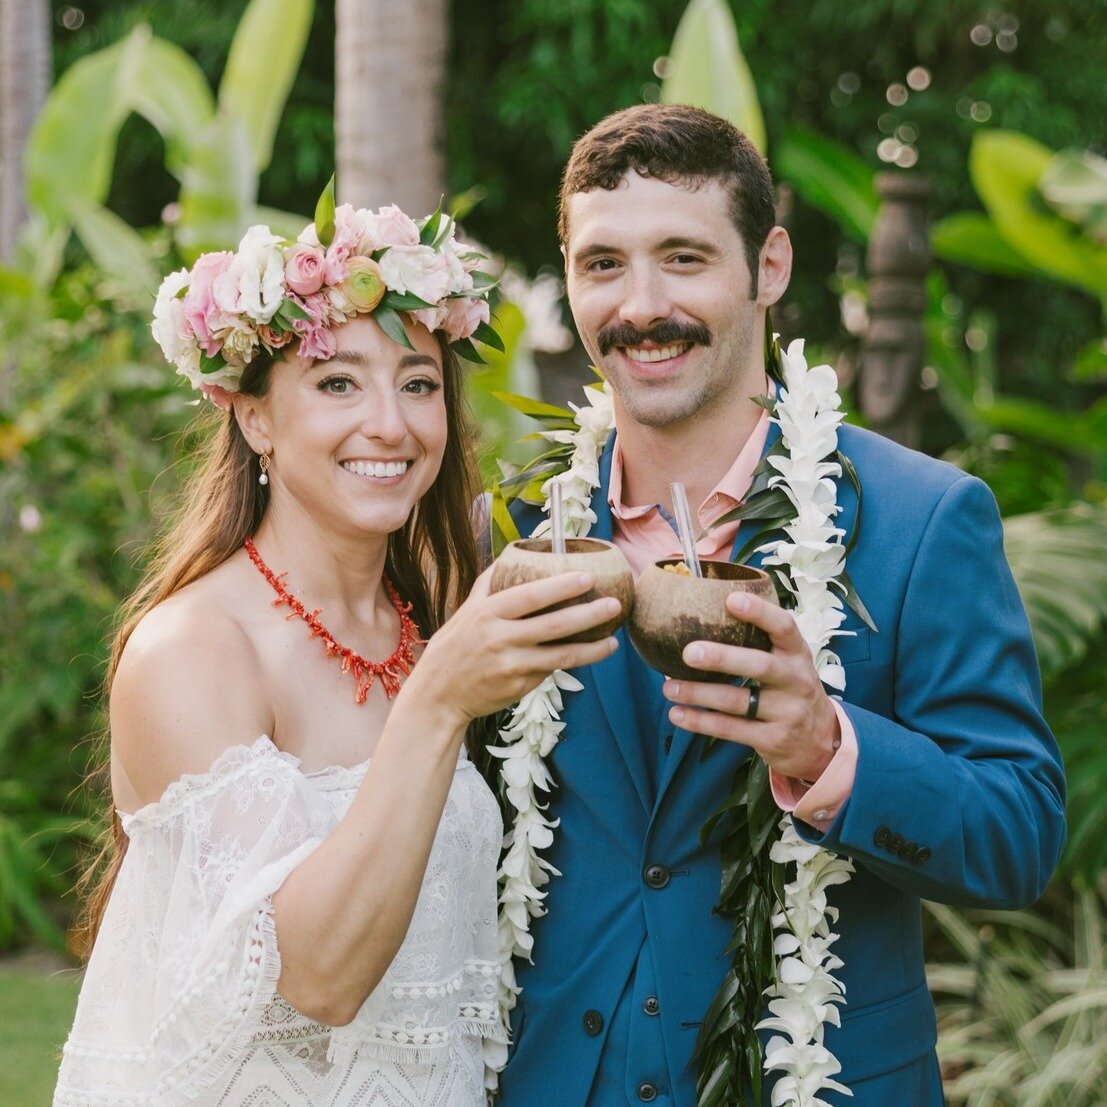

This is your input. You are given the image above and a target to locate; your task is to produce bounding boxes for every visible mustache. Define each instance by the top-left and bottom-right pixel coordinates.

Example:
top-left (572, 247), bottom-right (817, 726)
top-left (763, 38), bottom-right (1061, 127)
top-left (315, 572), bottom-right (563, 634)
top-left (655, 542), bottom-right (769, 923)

top-left (597, 320), bottom-right (712, 356)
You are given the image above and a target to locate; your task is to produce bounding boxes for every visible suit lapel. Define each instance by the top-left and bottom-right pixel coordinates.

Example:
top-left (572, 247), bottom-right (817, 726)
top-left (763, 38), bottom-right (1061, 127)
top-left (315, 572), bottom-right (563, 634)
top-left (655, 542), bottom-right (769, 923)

top-left (654, 422), bottom-right (781, 806)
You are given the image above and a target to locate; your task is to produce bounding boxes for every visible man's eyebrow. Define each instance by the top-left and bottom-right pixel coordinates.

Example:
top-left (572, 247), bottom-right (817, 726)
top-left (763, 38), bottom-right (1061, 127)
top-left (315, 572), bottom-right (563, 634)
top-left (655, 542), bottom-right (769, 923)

top-left (571, 237), bottom-right (720, 262)
top-left (655, 236), bottom-right (719, 254)
top-left (571, 242), bottom-right (622, 263)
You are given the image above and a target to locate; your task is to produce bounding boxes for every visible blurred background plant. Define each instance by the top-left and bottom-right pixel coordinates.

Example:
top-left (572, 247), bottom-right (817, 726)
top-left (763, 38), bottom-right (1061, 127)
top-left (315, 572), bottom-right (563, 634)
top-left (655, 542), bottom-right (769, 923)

top-left (1, 0), bottom-right (1106, 1102)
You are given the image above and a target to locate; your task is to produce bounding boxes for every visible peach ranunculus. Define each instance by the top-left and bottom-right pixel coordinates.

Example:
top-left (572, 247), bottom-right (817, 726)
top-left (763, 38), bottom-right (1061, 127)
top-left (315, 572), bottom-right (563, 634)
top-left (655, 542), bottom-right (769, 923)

top-left (284, 243), bottom-right (326, 296)
top-left (339, 256), bottom-right (387, 313)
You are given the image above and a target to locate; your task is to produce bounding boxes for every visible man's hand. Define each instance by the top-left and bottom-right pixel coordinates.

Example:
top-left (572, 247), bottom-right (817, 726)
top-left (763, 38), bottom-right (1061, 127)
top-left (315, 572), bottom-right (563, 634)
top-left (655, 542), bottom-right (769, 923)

top-left (661, 591), bottom-right (840, 781)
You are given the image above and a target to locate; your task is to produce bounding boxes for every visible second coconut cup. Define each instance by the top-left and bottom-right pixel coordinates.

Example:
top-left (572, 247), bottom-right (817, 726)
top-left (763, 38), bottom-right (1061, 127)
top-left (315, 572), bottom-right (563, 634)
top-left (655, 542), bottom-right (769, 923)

top-left (629, 558), bottom-right (778, 681)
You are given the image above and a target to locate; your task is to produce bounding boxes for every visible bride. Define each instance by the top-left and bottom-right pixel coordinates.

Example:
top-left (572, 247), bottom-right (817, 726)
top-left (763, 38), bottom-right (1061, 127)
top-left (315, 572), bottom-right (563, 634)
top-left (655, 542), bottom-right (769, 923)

top-left (54, 200), bottom-right (620, 1106)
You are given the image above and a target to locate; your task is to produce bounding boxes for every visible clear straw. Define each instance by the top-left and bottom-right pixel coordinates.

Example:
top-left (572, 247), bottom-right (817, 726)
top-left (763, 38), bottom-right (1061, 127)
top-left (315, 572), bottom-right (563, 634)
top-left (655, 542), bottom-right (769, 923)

top-left (670, 481), bottom-right (703, 578)
top-left (550, 481), bottom-right (566, 555)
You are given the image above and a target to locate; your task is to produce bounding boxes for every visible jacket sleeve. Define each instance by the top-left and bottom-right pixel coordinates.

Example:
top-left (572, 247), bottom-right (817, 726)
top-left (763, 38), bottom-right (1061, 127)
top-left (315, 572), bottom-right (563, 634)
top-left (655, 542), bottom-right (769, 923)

top-left (798, 474), bottom-right (1066, 909)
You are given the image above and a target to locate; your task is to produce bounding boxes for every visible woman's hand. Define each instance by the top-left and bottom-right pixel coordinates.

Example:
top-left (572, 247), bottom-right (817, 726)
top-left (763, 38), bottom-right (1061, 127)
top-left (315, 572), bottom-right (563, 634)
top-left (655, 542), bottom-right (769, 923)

top-left (408, 567), bottom-right (620, 726)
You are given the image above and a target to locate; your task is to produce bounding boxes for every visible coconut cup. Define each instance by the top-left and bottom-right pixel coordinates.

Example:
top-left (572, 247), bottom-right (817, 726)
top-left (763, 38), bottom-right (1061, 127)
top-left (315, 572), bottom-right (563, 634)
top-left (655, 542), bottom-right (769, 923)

top-left (629, 558), bottom-right (778, 682)
top-left (490, 537), bottom-right (634, 643)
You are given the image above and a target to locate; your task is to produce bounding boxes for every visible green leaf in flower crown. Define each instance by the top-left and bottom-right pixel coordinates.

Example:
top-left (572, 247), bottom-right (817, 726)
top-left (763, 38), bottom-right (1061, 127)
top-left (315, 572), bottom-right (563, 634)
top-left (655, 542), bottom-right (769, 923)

top-left (276, 296), bottom-right (312, 324)
top-left (450, 337), bottom-right (486, 364)
top-left (469, 270), bottom-right (499, 289)
top-left (473, 319), bottom-right (506, 353)
top-left (199, 352), bottom-right (224, 375)
top-left (314, 174), bottom-right (336, 249)
top-left (418, 199), bottom-right (444, 246)
top-left (373, 305), bottom-right (415, 351)
top-left (381, 290), bottom-right (435, 312)
top-left (492, 391), bottom-right (577, 421)
top-left (432, 213), bottom-right (455, 249)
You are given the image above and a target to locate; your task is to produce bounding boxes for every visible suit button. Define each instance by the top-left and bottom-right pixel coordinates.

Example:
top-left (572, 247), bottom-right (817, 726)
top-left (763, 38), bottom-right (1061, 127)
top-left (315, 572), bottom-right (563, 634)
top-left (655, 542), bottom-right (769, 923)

top-left (582, 1009), bottom-right (604, 1036)
top-left (874, 826), bottom-right (891, 848)
top-left (888, 832), bottom-right (905, 854)
top-left (899, 840), bottom-right (918, 861)
top-left (643, 995), bottom-right (660, 1016)
top-left (913, 847), bottom-right (932, 865)
top-left (637, 1083), bottom-right (658, 1102)
top-left (644, 864), bottom-right (670, 889)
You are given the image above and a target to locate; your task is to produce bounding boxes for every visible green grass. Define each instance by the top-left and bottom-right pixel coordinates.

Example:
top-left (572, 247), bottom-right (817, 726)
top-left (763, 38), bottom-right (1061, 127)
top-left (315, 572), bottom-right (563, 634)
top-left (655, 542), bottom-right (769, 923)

top-left (0, 961), bottom-right (80, 1107)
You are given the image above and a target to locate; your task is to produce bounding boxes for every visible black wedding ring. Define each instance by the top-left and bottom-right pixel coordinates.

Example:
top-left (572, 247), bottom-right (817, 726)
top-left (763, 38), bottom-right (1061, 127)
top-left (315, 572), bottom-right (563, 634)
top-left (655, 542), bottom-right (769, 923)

top-left (745, 683), bottom-right (761, 721)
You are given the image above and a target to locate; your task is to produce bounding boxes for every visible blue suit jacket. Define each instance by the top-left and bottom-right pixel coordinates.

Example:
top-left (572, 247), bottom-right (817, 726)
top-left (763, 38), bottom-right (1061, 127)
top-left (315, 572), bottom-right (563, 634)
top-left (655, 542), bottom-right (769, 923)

top-left (498, 423), bottom-right (1066, 1106)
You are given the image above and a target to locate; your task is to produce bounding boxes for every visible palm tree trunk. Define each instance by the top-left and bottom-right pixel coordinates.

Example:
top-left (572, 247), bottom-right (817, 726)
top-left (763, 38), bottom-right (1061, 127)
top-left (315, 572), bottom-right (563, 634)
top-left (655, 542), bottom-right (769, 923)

top-left (334, 0), bottom-right (447, 217)
top-left (0, 0), bottom-right (51, 262)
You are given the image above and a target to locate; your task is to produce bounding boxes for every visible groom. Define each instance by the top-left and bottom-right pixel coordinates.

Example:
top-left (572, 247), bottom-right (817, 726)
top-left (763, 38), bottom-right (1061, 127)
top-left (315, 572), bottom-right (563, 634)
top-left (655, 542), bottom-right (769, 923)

top-left (496, 104), bottom-right (1065, 1105)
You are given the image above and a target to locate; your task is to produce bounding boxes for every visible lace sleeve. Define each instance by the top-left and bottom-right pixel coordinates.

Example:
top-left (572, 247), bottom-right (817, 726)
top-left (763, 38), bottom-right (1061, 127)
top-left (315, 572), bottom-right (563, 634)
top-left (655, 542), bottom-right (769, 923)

top-left (57, 738), bottom-right (334, 1104)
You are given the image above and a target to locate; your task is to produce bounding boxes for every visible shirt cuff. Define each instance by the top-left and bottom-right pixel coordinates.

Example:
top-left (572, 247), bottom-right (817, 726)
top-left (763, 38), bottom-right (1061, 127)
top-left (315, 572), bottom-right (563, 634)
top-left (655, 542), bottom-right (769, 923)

top-left (769, 700), bottom-right (858, 832)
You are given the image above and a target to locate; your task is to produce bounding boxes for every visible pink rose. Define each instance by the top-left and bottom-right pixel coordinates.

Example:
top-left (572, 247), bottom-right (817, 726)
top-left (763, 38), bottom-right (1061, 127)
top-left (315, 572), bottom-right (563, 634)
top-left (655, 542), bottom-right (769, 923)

top-left (284, 243), bottom-right (326, 296)
top-left (323, 219), bottom-right (360, 285)
top-left (297, 323), bottom-right (337, 364)
top-left (291, 292), bottom-right (337, 364)
top-left (199, 382), bottom-right (235, 410)
top-left (182, 251), bottom-right (234, 356)
top-left (438, 295), bottom-right (491, 341)
top-left (365, 205), bottom-right (420, 250)
top-left (411, 305), bottom-right (445, 334)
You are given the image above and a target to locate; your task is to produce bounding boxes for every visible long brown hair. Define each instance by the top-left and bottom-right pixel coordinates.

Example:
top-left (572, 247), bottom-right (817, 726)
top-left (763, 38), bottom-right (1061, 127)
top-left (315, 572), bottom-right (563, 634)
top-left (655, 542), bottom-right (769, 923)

top-left (72, 333), bottom-right (480, 956)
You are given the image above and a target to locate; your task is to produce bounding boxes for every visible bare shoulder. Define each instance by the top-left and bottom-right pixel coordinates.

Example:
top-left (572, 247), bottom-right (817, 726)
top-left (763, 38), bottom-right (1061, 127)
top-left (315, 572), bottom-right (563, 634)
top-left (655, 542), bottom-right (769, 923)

top-left (110, 571), bottom-right (273, 810)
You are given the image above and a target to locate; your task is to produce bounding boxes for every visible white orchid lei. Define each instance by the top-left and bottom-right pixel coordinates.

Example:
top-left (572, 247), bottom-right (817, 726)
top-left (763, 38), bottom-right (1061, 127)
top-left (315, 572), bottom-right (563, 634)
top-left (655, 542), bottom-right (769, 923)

top-left (484, 332), bottom-right (871, 1106)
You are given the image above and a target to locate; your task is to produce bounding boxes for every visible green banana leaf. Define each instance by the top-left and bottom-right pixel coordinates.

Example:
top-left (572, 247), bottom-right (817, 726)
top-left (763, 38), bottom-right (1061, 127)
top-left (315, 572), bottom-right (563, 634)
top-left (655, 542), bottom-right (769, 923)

top-left (775, 127), bottom-right (877, 242)
top-left (218, 0), bottom-right (314, 173)
top-left (174, 113), bottom-right (258, 260)
top-left (67, 198), bottom-right (159, 299)
top-left (970, 132), bottom-right (1107, 296)
top-left (931, 211), bottom-right (1043, 279)
top-left (661, 0), bottom-right (766, 154)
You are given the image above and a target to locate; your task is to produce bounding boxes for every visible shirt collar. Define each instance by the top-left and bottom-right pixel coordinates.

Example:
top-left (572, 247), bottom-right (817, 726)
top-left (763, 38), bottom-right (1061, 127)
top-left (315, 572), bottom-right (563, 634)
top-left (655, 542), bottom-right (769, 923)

top-left (608, 381), bottom-right (772, 526)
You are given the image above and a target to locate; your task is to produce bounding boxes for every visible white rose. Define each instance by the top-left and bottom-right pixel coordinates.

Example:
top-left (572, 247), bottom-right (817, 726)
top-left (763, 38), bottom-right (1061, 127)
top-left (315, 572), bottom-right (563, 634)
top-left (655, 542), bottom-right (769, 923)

top-left (378, 244), bottom-right (451, 303)
top-left (151, 268), bottom-right (192, 362)
top-left (223, 225), bottom-right (286, 324)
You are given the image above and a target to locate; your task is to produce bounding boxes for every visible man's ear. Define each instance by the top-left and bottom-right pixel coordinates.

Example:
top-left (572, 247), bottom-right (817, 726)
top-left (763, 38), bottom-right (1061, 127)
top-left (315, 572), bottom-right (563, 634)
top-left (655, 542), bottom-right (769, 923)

top-left (756, 226), bottom-right (792, 308)
top-left (232, 392), bottom-right (273, 458)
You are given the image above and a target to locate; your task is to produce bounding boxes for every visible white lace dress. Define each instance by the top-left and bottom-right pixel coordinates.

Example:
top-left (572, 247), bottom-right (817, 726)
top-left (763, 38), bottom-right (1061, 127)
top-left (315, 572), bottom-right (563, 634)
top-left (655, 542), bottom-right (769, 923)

top-left (54, 737), bottom-right (506, 1107)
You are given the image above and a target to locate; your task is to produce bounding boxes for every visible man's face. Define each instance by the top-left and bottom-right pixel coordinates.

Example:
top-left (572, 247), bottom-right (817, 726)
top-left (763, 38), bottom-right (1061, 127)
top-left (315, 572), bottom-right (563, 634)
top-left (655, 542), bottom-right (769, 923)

top-left (564, 172), bottom-right (780, 431)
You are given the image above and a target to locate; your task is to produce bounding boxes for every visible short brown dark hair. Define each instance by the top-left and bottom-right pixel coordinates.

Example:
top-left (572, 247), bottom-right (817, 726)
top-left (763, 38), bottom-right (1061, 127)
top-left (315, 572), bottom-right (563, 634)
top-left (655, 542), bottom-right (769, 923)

top-left (558, 104), bottom-right (776, 283)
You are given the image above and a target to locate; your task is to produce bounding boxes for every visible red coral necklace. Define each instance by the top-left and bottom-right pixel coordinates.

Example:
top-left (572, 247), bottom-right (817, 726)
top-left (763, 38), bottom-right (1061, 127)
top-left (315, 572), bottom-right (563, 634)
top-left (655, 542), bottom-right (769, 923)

top-left (244, 537), bottom-right (422, 703)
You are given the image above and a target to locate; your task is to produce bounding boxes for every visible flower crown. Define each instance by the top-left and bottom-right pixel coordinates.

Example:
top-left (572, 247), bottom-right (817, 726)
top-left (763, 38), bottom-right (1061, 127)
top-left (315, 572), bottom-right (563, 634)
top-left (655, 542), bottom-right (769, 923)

top-left (151, 179), bottom-right (500, 408)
